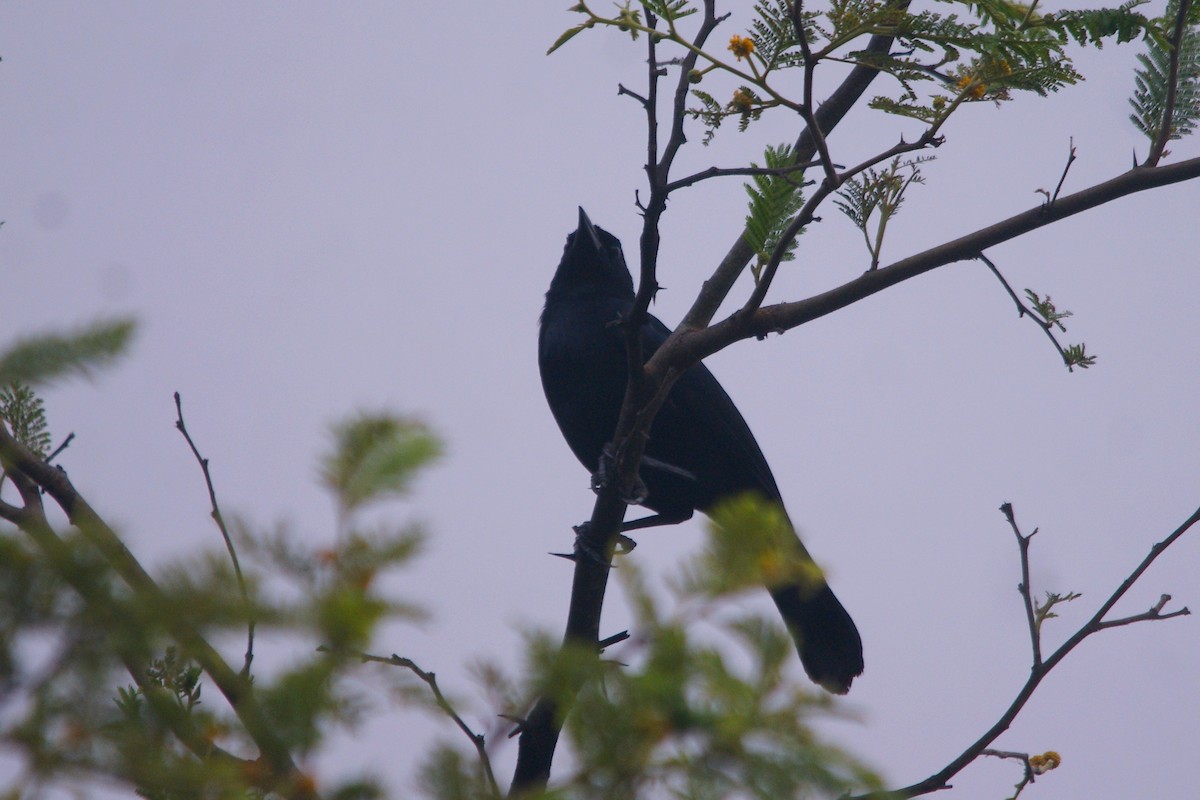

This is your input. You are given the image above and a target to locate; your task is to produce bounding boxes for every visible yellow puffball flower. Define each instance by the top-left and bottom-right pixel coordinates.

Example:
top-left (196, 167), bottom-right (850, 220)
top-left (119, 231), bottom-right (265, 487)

top-left (728, 34), bottom-right (755, 60)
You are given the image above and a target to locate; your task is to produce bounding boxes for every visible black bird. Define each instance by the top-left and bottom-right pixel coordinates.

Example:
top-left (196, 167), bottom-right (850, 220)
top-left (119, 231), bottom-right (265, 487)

top-left (538, 208), bottom-right (864, 694)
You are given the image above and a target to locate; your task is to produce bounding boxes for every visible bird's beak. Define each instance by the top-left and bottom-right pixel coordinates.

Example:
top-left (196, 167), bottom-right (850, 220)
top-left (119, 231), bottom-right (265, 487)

top-left (576, 207), bottom-right (603, 253)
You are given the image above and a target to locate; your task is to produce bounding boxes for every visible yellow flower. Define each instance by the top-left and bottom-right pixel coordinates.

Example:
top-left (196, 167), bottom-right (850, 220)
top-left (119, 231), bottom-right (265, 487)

top-left (728, 34), bottom-right (755, 60)
top-left (729, 88), bottom-right (754, 114)
top-left (956, 74), bottom-right (987, 99)
top-left (1029, 751), bottom-right (1062, 774)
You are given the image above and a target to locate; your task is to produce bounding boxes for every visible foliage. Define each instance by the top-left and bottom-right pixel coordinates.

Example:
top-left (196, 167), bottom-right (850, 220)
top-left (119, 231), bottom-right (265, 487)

top-left (0, 317), bottom-right (135, 388)
top-left (0, 363), bottom-right (439, 798)
top-left (743, 143), bottom-right (807, 278)
top-left (321, 411), bottom-right (443, 516)
top-left (0, 383), bottom-right (52, 458)
top-left (554, 2), bottom-right (1165, 144)
top-left (834, 156), bottom-right (930, 270)
top-left (1130, 0), bottom-right (1200, 143)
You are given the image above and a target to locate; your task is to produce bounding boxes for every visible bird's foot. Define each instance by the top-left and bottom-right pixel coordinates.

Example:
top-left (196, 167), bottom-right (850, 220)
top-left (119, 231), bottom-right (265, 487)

top-left (592, 444), bottom-right (649, 505)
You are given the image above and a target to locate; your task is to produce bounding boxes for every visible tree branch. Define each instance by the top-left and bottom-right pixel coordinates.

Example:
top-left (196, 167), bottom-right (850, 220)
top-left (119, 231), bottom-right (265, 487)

top-left (665, 155), bottom-right (1200, 369)
top-left (854, 502), bottom-right (1198, 800)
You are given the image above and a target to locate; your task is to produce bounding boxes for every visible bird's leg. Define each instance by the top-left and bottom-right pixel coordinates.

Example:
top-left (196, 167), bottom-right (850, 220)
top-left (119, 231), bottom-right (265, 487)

top-left (620, 508), bottom-right (693, 533)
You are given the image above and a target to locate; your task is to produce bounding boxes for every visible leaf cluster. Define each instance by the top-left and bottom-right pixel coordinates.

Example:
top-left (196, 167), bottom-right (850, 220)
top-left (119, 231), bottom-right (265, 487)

top-left (835, 155), bottom-right (930, 269)
top-left (743, 143), bottom-right (807, 278)
top-left (1130, 0), bottom-right (1200, 142)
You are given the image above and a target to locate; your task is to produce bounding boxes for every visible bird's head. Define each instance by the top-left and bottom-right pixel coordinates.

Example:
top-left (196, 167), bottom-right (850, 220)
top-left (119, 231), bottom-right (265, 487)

top-left (547, 208), bottom-right (635, 300)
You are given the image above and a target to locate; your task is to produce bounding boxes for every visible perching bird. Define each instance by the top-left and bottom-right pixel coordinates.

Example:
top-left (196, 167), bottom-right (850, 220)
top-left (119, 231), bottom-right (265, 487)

top-left (538, 208), bottom-right (864, 694)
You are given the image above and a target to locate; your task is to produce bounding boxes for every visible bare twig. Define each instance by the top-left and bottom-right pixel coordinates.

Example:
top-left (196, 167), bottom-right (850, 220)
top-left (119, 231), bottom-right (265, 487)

top-left (617, 83), bottom-right (649, 107)
top-left (981, 749), bottom-right (1037, 799)
top-left (1049, 137), bottom-right (1077, 206)
top-left (46, 432), bottom-right (74, 464)
top-left (793, 0), bottom-right (839, 188)
top-left (1000, 503), bottom-right (1042, 666)
top-left (174, 392), bottom-right (255, 678)
top-left (664, 161), bottom-right (822, 193)
top-left (322, 647), bottom-right (499, 797)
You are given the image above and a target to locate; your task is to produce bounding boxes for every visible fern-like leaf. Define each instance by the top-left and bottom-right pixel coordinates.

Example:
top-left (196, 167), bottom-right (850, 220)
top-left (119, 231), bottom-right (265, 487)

top-left (743, 144), bottom-right (807, 275)
top-left (0, 383), bottom-right (52, 458)
top-left (1130, 0), bottom-right (1200, 142)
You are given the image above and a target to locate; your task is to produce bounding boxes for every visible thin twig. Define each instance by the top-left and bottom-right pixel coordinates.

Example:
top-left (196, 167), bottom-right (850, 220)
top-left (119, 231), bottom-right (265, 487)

top-left (1000, 503), bottom-right (1042, 666)
top-left (793, 0), bottom-right (839, 188)
top-left (981, 749), bottom-right (1036, 799)
top-left (45, 432), bottom-right (74, 464)
top-left (174, 392), bottom-right (255, 678)
top-left (323, 647), bottom-right (500, 798)
top-left (741, 129), bottom-right (943, 316)
top-left (664, 161), bottom-right (822, 193)
top-left (978, 252), bottom-right (1081, 370)
top-left (1048, 137), bottom-right (1077, 206)
top-left (1097, 593), bottom-right (1189, 629)
top-left (617, 83), bottom-right (649, 107)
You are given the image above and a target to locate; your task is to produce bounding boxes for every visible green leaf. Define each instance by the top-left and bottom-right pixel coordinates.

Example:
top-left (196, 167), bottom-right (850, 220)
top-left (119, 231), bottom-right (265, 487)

top-left (547, 21), bottom-right (594, 55)
top-left (743, 143), bottom-right (807, 273)
top-left (1129, 0), bottom-right (1200, 143)
top-left (321, 412), bottom-right (442, 512)
top-left (691, 492), bottom-right (824, 597)
top-left (0, 318), bottom-right (135, 387)
top-left (0, 383), bottom-right (52, 457)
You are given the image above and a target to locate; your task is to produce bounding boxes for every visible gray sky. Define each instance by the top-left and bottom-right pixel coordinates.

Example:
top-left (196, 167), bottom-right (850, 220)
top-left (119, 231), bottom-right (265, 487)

top-left (2, 2), bottom-right (1198, 797)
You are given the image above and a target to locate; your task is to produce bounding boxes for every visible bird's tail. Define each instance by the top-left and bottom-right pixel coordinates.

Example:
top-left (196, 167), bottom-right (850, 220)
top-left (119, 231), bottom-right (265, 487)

top-left (769, 574), bottom-right (864, 695)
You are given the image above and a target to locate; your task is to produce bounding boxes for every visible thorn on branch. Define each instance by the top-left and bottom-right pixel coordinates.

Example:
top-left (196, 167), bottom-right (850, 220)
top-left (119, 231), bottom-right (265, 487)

top-left (598, 630), bottom-right (630, 651)
top-left (500, 713), bottom-right (526, 738)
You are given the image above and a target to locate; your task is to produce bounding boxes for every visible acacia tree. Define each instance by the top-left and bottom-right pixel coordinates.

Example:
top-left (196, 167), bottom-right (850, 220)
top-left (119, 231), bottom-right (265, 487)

top-left (512, 0), bottom-right (1200, 795)
top-left (1, 2), bottom-right (1198, 799)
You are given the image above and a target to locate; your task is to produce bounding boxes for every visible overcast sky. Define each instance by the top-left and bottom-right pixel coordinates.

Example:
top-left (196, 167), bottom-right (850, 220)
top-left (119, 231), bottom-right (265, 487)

top-left (2, 2), bottom-right (1198, 797)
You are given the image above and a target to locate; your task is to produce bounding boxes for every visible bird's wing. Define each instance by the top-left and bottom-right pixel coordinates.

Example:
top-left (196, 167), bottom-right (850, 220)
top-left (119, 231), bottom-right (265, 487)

top-left (638, 313), bottom-right (784, 510)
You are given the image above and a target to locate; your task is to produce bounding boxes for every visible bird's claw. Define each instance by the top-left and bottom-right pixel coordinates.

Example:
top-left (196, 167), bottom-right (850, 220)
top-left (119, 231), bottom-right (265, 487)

top-left (591, 444), bottom-right (649, 505)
